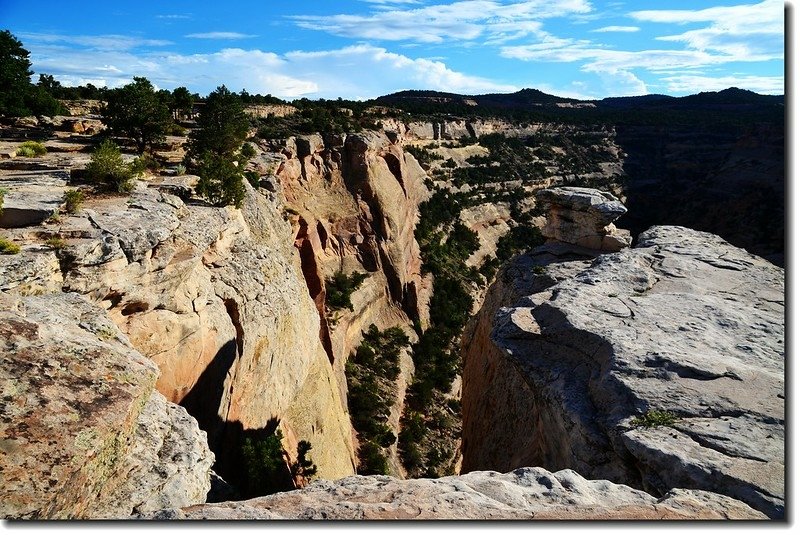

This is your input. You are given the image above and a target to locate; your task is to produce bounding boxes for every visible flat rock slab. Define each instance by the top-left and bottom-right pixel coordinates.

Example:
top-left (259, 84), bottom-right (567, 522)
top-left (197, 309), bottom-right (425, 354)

top-left (491, 225), bottom-right (784, 518)
top-left (148, 467), bottom-right (765, 520)
top-left (0, 169), bottom-right (69, 228)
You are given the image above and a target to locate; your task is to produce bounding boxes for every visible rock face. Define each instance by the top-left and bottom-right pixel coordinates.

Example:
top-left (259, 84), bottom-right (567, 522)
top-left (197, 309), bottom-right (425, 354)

top-left (462, 225), bottom-right (784, 518)
top-left (459, 202), bottom-right (512, 269)
top-left (94, 391), bottom-right (214, 518)
top-left (149, 467), bottom-right (765, 520)
top-left (267, 131), bottom-right (430, 474)
top-left (537, 186), bottom-right (631, 251)
top-left (461, 244), bottom-right (598, 474)
top-left (0, 293), bottom-right (213, 519)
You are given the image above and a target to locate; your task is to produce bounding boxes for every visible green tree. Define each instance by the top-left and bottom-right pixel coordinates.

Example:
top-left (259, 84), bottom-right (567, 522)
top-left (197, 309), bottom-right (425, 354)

top-left (102, 77), bottom-right (171, 152)
top-left (188, 85), bottom-right (249, 159)
top-left (240, 429), bottom-right (293, 497)
top-left (187, 86), bottom-right (251, 207)
top-left (0, 30), bottom-right (33, 116)
top-left (171, 86), bottom-right (194, 119)
top-left (194, 150), bottom-right (246, 208)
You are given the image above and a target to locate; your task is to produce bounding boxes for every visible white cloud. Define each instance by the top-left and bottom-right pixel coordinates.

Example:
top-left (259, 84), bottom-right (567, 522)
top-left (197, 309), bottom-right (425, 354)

top-left (26, 40), bottom-right (515, 99)
top-left (631, 0), bottom-right (782, 58)
top-left (185, 32), bottom-right (257, 40)
top-left (17, 32), bottom-right (171, 50)
top-left (591, 26), bottom-right (640, 33)
top-left (660, 74), bottom-right (784, 94)
top-left (156, 14), bottom-right (191, 20)
top-left (291, 0), bottom-right (590, 44)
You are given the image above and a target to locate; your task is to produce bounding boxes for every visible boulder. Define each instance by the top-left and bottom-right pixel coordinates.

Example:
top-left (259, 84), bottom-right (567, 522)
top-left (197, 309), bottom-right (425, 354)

top-left (469, 225), bottom-right (784, 518)
top-left (536, 186), bottom-right (631, 251)
top-left (147, 467), bottom-right (765, 520)
top-left (0, 293), bottom-right (212, 519)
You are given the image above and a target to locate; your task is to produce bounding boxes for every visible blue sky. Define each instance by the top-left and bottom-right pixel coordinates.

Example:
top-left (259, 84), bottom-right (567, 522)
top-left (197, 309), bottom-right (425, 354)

top-left (1, 0), bottom-right (784, 100)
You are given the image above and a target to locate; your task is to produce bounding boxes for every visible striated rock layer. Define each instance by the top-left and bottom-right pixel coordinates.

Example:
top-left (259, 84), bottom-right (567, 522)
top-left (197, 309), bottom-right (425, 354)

top-left (462, 225), bottom-right (784, 518)
top-left (147, 467), bottom-right (765, 520)
top-left (0, 293), bottom-right (213, 519)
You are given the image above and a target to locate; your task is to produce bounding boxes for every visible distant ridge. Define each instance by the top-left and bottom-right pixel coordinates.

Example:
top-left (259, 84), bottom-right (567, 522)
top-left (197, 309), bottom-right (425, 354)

top-left (376, 87), bottom-right (578, 108)
top-left (376, 86), bottom-right (783, 111)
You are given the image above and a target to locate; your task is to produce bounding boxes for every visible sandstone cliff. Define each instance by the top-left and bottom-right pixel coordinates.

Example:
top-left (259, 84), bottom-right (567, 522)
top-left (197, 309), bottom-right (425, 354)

top-left (259, 131), bottom-right (431, 475)
top-left (462, 224), bottom-right (784, 518)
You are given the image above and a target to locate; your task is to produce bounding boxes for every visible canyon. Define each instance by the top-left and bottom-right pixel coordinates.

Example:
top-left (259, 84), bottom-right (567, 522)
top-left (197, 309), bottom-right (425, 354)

top-left (0, 90), bottom-right (784, 520)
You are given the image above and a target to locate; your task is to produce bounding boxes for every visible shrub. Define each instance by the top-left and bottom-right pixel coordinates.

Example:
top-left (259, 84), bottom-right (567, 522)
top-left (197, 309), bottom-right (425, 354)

top-left (0, 187), bottom-right (7, 215)
top-left (165, 123), bottom-right (187, 136)
top-left (326, 271), bottom-right (369, 311)
top-left (17, 141), bottom-right (47, 157)
top-left (44, 236), bottom-right (66, 249)
top-left (356, 441), bottom-right (390, 475)
top-left (240, 142), bottom-right (257, 160)
top-left (130, 152), bottom-right (161, 174)
top-left (346, 325), bottom-right (409, 475)
top-left (244, 170), bottom-right (260, 188)
top-left (194, 151), bottom-right (246, 208)
top-left (632, 410), bottom-right (679, 428)
top-left (85, 140), bottom-right (136, 193)
top-left (174, 163), bottom-right (186, 176)
top-left (0, 237), bottom-right (20, 255)
top-left (63, 189), bottom-right (84, 214)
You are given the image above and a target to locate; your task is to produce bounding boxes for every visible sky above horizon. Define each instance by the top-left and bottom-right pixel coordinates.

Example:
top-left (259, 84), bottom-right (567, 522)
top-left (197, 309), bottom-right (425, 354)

top-left (1, 0), bottom-right (785, 100)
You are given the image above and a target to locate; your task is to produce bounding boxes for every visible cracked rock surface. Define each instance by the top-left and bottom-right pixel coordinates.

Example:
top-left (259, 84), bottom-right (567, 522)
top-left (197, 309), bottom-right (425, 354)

top-left (146, 467), bottom-right (765, 520)
top-left (482, 225), bottom-right (784, 518)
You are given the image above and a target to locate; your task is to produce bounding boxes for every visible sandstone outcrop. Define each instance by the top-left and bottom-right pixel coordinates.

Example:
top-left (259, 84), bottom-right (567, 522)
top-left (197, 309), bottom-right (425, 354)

top-left (244, 104), bottom-right (297, 119)
top-left (537, 186), bottom-right (631, 251)
top-left (462, 225), bottom-right (784, 518)
top-left (147, 467), bottom-right (765, 520)
top-left (0, 181), bottom-right (357, 487)
top-left (0, 293), bottom-right (213, 519)
top-left (459, 202), bottom-right (512, 268)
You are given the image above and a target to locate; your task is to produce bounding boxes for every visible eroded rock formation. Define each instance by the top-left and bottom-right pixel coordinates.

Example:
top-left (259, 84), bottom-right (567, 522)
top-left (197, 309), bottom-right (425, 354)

top-left (0, 182), bottom-right (357, 486)
top-left (537, 186), bottom-right (631, 251)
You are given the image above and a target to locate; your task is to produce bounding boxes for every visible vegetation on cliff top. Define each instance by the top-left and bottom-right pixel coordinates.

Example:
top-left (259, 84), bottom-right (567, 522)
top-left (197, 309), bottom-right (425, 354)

top-left (186, 85), bottom-right (251, 208)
